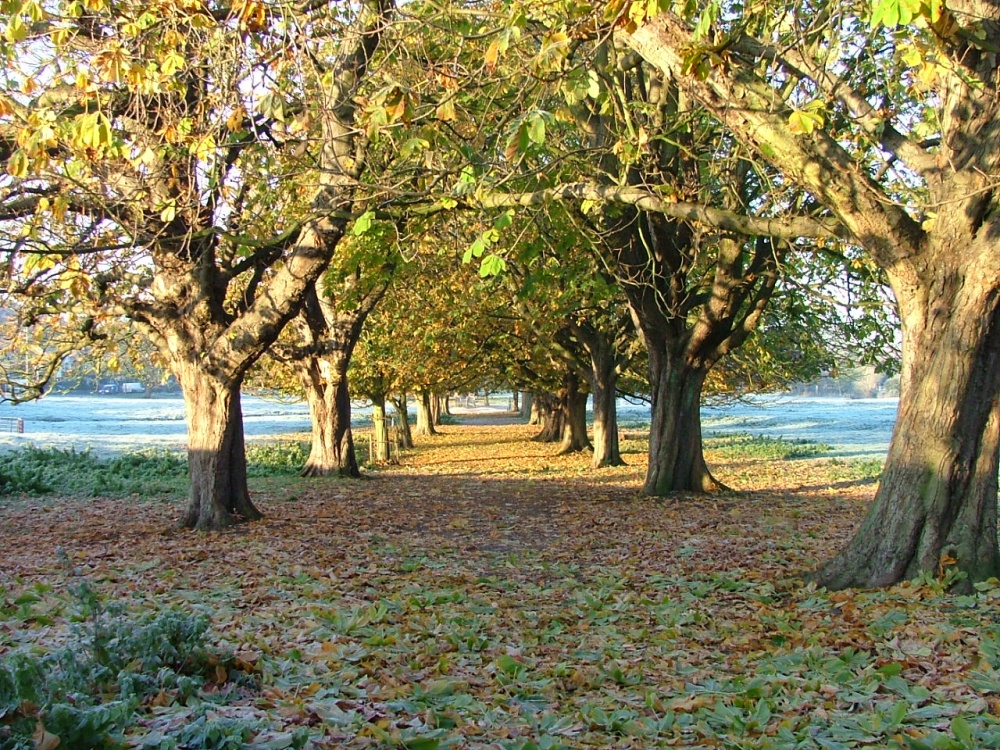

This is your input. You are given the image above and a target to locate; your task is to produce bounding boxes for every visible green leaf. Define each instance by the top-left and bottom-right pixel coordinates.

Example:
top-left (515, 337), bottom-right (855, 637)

top-left (402, 739), bottom-right (440, 750)
top-left (527, 115), bottom-right (546, 145)
top-left (479, 254), bottom-right (507, 277)
top-left (496, 653), bottom-right (524, 676)
top-left (352, 210), bottom-right (374, 236)
top-left (693, 0), bottom-right (718, 38)
top-left (400, 138), bottom-right (430, 158)
top-left (467, 237), bottom-right (486, 259)
top-left (494, 209), bottom-right (514, 231)
top-left (951, 716), bottom-right (973, 746)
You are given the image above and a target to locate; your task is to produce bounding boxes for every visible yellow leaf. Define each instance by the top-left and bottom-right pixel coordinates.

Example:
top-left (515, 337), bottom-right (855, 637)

top-left (32, 720), bottom-right (61, 750)
top-left (6, 149), bottom-right (29, 178)
top-left (226, 106), bottom-right (246, 132)
top-left (191, 134), bottom-right (216, 160)
top-left (788, 108), bottom-right (822, 134)
top-left (5, 16), bottom-right (27, 43)
top-left (160, 201), bottom-right (177, 223)
top-left (160, 50), bottom-right (186, 76)
top-left (50, 26), bottom-right (71, 45)
top-left (436, 99), bottom-right (457, 122)
top-left (484, 39), bottom-right (500, 72)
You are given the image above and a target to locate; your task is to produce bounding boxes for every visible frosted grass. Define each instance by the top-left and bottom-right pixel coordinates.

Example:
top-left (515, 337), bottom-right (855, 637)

top-left (0, 393), bottom-right (897, 459)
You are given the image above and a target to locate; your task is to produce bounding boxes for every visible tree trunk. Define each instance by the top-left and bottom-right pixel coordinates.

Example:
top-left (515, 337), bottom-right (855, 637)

top-left (431, 392), bottom-right (443, 426)
top-left (415, 389), bottom-right (437, 436)
top-left (532, 392), bottom-right (562, 442)
top-left (817, 277), bottom-right (1000, 589)
top-left (511, 390), bottom-right (520, 412)
top-left (558, 373), bottom-right (592, 454)
top-left (300, 353), bottom-right (360, 478)
top-left (442, 394), bottom-right (451, 416)
top-left (371, 395), bottom-right (394, 463)
top-left (577, 326), bottom-right (624, 468)
top-left (644, 341), bottom-right (723, 494)
top-left (390, 393), bottom-right (414, 450)
top-left (523, 392), bottom-right (536, 423)
top-left (178, 366), bottom-right (262, 530)
top-left (590, 360), bottom-right (623, 468)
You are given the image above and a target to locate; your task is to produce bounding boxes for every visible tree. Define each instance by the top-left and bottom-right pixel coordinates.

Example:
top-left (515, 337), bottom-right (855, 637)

top-left (498, 205), bottom-right (635, 465)
top-left (285, 224), bottom-right (396, 478)
top-left (0, 0), bottom-right (395, 528)
top-left (621, 0), bottom-right (1000, 585)
top-left (473, 22), bottom-right (837, 492)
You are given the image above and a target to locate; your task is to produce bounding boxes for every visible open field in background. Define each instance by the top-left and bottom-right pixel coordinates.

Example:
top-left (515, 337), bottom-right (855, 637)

top-left (0, 394), bottom-right (897, 460)
top-left (3, 423), bottom-right (1000, 749)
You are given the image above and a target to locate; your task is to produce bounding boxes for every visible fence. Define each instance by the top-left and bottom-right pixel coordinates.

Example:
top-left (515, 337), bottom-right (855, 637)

top-left (0, 417), bottom-right (24, 433)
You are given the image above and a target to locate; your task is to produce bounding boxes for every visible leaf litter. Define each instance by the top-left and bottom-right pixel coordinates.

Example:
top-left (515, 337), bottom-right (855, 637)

top-left (2, 423), bottom-right (1000, 748)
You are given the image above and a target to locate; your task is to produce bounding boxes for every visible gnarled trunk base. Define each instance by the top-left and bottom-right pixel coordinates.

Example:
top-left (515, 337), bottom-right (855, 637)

top-left (178, 367), bottom-right (261, 530)
top-left (816, 288), bottom-right (1000, 589)
top-left (645, 354), bottom-right (725, 494)
top-left (557, 374), bottom-right (592, 455)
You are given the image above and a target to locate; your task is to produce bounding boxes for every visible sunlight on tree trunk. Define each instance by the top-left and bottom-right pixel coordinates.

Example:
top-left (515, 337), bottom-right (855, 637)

top-left (178, 367), bottom-right (261, 529)
top-left (558, 372), bottom-right (592, 455)
top-left (817, 280), bottom-right (1000, 588)
top-left (301, 353), bottom-right (360, 478)
top-left (391, 393), bottom-right (414, 449)
top-left (415, 389), bottom-right (438, 436)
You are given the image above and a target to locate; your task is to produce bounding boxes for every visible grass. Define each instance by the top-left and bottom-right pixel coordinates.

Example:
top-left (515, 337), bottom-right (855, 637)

top-left (706, 432), bottom-right (833, 460)
top-left (0, 442), bottom-right (325, 500)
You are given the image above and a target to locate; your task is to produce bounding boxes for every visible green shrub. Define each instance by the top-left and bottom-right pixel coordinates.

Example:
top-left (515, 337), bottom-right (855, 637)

top-left (0, 583), bottom-right (224, 749)
top-left (0, 441), bottom-right (318, 499)
top-left (706, 433), bottom-right (832, 460)
top-left (245, 442), bottom-right (310, 477)
top-left (0, 447), bottom-right (188, 499)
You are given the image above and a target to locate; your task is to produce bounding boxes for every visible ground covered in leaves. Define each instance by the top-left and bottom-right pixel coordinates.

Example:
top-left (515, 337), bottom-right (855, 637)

top-left (3, 421), bottom-right (1000, 749)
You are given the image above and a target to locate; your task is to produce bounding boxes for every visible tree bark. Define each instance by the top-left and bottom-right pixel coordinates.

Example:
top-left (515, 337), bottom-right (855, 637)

top-left (390, 392), bottom-right (414, 449)
top-left (644, 341), bottom-right (721, 494)
top-left (532, 392), bottom-right (563, 442)
top-left (520, 391), bottom-right (534, 422)
top-left (371, 395), bottom-right (394, 463)
top-left (623, 9), bottom-right (1000, 585)
top-left (526, 392), bottom-right (540, 424)
top-left (574, 324), bottom-right (624, 468)
top-left (431, 392), bottom-right (443, 426)
top-left (557, 372), bottom-right (592, 454)
top-left (590, 367), bottom-right (622, 468)
top-left (415, 389), bottom-right (438, 436)
top-left (511, 390), bottom-right (520, 412)
top-left (178, 366), bottom-right (262, 529)
top-left (300, 351), bottom-right (360, 478)
top-left (816, 272), bottom-right (1000, 588)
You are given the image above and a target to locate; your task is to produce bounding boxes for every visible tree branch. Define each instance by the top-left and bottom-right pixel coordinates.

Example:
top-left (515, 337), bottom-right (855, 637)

top-left (471, 182), bottom-right (847, 240)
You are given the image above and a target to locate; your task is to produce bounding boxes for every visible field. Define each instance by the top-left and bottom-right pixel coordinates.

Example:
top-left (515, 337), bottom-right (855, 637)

top-left (2, 422), bottom-right (999, 749)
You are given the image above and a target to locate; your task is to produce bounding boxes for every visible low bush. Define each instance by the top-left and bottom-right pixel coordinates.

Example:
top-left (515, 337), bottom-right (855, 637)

top-left (0, 583), bottom-right (232, 749)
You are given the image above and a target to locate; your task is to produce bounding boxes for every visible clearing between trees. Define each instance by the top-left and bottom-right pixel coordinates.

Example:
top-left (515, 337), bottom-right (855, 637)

top-left (2, 423), bottom-right (999, 748)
